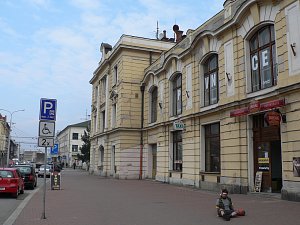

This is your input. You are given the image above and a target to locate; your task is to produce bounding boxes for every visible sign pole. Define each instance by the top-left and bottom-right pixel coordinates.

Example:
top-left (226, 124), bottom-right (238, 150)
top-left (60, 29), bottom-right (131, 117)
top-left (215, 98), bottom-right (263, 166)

top-left (42, 146), bottom-right (47, 219)
top-left (38, 98), bottom-right (57, 220)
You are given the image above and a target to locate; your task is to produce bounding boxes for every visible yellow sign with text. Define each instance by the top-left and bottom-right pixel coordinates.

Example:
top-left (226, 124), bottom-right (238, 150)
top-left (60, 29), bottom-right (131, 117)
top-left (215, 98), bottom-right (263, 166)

top-left (258, 158), bottom-right (269, 164)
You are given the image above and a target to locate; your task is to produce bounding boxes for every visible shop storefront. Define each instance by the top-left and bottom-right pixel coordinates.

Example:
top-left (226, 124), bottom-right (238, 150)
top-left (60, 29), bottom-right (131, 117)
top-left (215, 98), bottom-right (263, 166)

top-left (231, 99), bottom-right (285, 193)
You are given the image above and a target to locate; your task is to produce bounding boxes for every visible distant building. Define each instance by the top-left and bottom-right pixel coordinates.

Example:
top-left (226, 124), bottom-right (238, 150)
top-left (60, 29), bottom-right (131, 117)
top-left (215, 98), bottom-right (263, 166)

top-left (56, 121), bottom-right (90, 166)
top-left (0, 114), bottom-right (9, 166)
top-left (22, 150), bottom-right (36, 163)
top-left (89, 36), bottom-right (175, 178)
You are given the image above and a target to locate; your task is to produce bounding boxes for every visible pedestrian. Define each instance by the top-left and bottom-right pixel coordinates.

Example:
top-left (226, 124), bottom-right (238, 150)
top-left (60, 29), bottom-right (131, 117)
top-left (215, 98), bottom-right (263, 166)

top-left (216, 188), bottom-right (238, 221)
top-left (73, 161), bottom-right (76, 170)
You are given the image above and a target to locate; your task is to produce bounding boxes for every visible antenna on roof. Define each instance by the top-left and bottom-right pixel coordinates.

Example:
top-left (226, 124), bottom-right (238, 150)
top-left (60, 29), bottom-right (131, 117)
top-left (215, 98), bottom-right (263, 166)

top-left (156, 21), bottom-right (159, 39)
top-left (80, 109), bottom-right (90, 121)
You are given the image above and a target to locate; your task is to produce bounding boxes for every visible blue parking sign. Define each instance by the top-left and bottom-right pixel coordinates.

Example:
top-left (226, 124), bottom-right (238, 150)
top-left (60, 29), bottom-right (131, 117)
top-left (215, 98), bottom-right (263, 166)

top-left (51, 143), bottom-right (59, 155)
top-left (40, 98), bottom-right (57, 121)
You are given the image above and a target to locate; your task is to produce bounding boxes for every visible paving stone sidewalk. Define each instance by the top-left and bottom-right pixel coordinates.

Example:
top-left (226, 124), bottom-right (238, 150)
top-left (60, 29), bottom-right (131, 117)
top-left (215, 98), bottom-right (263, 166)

top-left (11, 169), bottom-right (300, 225)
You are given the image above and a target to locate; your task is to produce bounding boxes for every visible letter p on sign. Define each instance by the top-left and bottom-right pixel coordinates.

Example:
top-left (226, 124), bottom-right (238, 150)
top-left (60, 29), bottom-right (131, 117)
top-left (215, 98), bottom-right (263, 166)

top-left (44, 102), bottom-right (53, 114)
top-left (40, 98), bottom-right (57, 121)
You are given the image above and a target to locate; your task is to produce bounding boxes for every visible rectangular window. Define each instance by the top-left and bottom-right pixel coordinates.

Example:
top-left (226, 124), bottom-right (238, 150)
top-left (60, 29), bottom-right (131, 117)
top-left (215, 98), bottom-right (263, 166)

top-left (93, 115), bottom-right (97, 133)
top-left (101, 76), bottom-right (107, 101)
top-left (95, 86), bottom-right (98, 99)
top-left (101, 110), bottom-right (105, 132)
top-left (114, 65), bottom-right (118, 85)
top-left (173, 131), bottom-right (182, 171)
top-left (172, 74), bottom-right (182, 116)
top-left (72, 145), bottom-right (78, 152)
top-left (72, 133), bottom-right (79, 140)
top-left (111, 104), bottom-right (116, 128)
top-left (151, 88), bottom-right (158, 123)
top-left (205, 123), bottom-right (220, 172)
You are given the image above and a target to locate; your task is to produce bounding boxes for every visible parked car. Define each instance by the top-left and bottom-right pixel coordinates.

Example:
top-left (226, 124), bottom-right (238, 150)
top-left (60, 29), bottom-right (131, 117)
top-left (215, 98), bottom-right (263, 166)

top-left (38, 164), bottom-right (51, 178)
top-left (12, 164), bottom-right (37, 189)
top-left (0, 168), bottom-right (25, 198)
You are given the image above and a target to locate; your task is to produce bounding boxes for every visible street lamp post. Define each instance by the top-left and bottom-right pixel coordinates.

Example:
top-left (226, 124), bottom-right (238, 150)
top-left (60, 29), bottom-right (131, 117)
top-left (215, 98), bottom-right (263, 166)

top-left (0, 109), bottom-right (25, 166)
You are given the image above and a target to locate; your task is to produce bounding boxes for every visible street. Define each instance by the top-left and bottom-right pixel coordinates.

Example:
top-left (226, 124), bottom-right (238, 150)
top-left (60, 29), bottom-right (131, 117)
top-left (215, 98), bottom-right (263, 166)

top-left (1, 169), bottom-right (300, 225)
top-left (0, 177), bottom-right (44, 225)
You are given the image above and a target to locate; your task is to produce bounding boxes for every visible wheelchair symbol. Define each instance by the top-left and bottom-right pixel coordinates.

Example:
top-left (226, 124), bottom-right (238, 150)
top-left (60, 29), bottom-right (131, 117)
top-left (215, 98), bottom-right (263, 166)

top-left (42, 123), bottom-right (52, 135)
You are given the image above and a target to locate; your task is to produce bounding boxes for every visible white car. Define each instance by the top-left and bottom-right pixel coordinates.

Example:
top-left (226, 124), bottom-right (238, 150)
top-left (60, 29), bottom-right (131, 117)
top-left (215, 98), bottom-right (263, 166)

top-left (38, 165), bottom-right (51, 178)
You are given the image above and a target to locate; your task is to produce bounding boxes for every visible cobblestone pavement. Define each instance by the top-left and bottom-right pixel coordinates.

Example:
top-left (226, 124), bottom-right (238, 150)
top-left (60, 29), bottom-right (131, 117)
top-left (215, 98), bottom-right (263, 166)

top-left (8, 169), bottom-right (300, 225)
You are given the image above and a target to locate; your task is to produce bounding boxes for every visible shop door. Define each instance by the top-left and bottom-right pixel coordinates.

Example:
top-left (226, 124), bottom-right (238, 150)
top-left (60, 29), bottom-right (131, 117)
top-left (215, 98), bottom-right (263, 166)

top-left (253, 114), bottom-right (282, 192)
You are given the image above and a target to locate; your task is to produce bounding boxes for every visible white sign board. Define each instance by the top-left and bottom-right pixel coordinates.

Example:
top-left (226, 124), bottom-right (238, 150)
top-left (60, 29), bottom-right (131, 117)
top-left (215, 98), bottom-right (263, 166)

top-left (38, 137), bottom-right (54, 147)
top-left (39, 121), bottom-right (55, 137)
top-left (173, 120), bottom-right (185, 130)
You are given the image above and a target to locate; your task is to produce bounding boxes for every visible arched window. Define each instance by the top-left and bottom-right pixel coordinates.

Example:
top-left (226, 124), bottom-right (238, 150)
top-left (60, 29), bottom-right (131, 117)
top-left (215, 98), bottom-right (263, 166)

top-left (203, 54), bottom-right (218, 106)
top-left (172, 73), bottom-right (182, 116)
top-left (250, 25), bottom-right (277, 92)
top-left (150, 87), bottom-right (158, 123)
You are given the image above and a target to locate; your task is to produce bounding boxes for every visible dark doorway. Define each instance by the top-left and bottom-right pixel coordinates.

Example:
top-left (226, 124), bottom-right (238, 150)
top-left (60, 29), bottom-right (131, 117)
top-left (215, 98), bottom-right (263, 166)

top-left (270, 140), bottom-right (282, 192)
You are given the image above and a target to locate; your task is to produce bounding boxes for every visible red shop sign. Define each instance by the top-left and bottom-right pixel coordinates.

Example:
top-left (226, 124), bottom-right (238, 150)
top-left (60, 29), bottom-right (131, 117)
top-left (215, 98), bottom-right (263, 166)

top-left (230, 98), bottom-right (285, 117)
top-left (230, 107), bottom-right (249, 117)
top-left (264, 111), bottom-right (281, 126)
top-left (260, 99), bottom-right (285, 111)
top-left (249, 101), bottom-right (260, 113)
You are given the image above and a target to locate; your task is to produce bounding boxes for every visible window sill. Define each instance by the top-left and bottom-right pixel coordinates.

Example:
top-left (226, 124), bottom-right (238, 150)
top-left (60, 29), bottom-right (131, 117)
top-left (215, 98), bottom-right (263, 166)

top-left (199, 171), bottom-right (220, 175)
top-left (169, 115), bottom-right (182, 120)
top-left (246, 86), bottom-right (277, 99)
top-left (200, 103), bottom-right (219, 112)
top-left (169, 170), bottom-right (182, 173)
top-left (148, 121), bottom-right (157, 125)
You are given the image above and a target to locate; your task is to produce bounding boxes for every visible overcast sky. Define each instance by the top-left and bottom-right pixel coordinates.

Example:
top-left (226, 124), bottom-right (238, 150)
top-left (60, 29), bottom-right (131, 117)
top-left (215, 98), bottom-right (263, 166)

top-left (0, 0), bottom-right (224, 151)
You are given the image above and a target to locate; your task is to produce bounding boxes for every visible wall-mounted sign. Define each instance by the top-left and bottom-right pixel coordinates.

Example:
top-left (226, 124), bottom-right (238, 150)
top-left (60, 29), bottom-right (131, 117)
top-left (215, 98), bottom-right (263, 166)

top-left (230, 98), bottom-right (286, 117)
top-left (230, 107), bottom-right (249, 117)
top-left (264, 111), bottom-right (281, 126)
top-left (258, 157), bottom-right (269, 164)
top-left (260, 99), bottom-right (285, 111)
top-left (173, 120), bottom-right (185, 130)
top-left (249, 101), bottom-right (260, 113)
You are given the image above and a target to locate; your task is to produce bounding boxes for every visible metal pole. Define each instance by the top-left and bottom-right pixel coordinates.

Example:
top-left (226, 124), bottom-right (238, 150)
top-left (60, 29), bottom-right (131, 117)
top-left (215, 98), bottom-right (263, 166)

top-left (6, 115), bottom-right (12, 166)
top-left (42, 146), bottom-right (47, 219)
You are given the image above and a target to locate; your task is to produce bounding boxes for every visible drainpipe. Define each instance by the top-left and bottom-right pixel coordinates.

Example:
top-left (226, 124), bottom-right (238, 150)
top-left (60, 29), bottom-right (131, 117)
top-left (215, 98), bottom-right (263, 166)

top-left (139, 83), bottom-right (145, 179)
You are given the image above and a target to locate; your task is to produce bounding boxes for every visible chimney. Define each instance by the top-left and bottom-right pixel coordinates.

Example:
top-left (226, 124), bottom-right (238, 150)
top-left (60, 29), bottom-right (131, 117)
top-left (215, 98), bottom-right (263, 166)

top-left (173, 24), bottom-right (184, 43)
top-left (100, 43), bottom-right (112, 62)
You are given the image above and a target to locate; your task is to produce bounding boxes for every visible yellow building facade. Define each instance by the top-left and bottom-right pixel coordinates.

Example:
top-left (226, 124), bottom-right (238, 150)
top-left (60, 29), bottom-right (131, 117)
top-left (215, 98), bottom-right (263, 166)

top-left (90, 0), bottom-right (300, 201)
top-left (90, 36), bottom-right (175, 179)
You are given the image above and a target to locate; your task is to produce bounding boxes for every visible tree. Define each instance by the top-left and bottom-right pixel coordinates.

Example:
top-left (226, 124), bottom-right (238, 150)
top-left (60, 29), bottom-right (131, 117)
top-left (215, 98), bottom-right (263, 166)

top-left (78, 126), bottom-right (90, 162)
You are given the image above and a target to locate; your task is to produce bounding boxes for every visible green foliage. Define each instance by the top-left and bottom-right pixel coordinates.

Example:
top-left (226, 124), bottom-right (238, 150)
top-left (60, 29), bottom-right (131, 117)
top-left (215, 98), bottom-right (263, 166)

top-left (78, 126), bottom-right (90, 162)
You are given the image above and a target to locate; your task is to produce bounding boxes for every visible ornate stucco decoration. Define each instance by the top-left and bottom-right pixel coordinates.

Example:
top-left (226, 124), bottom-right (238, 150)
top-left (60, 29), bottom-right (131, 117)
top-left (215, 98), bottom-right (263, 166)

top-left (109, 90), bottom-right (118, 104)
